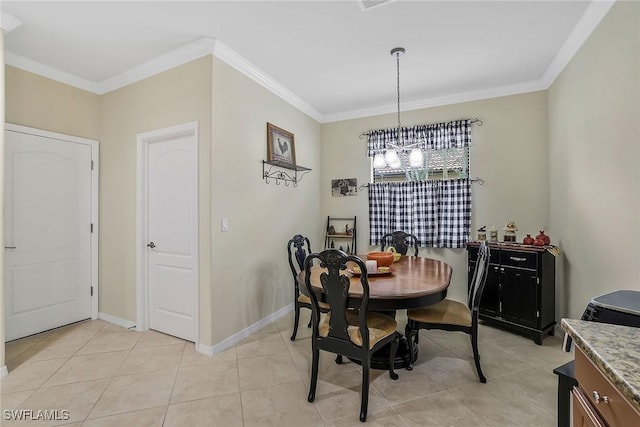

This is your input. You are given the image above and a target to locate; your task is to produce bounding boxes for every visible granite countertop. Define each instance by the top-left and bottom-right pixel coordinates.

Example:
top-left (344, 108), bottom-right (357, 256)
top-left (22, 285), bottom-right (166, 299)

top-left (561, 318), bottom-right (640, 413)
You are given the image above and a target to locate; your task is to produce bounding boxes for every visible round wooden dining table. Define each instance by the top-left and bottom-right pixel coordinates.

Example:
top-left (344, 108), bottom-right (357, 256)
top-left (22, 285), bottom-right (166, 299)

top-left (298, 255), bottom-right (453, 369)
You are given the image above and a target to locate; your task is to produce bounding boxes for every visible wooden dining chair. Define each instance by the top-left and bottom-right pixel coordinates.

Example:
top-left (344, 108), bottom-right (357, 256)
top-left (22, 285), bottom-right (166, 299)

top-left (287, 234), bottom-right (329, 341)
top-left (304, 249), bottom-right (399, 422)
top-left (405, 240), bottom-right (490, 383)
top-left (380, 230), bottom-right (419, 256)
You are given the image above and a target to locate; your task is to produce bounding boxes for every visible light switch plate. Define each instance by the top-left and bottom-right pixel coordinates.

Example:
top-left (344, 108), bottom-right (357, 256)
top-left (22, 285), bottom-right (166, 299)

top-left (221, 217), bottom-right (229, 232)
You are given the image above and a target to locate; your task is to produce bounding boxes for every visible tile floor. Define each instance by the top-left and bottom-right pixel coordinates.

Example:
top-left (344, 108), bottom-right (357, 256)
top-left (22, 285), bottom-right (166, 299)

top-left (1, 311), bottom-right (573, 426)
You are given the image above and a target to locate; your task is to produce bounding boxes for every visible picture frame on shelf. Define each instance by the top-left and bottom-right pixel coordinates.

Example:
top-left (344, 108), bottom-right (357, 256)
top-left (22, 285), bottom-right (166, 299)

top-left (266, 122), bottom-right (296, 168)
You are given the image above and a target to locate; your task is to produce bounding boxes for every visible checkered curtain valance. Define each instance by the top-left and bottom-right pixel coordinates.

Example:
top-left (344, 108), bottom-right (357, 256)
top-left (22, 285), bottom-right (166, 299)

top-left (368, 179), bottom-right (471, 249)
top-left (366, 119), bottom-right (471, 156)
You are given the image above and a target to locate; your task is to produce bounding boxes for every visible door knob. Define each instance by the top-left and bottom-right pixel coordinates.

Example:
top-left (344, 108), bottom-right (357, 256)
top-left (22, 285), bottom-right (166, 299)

top-left (147, 242), bottom-right (156, 249)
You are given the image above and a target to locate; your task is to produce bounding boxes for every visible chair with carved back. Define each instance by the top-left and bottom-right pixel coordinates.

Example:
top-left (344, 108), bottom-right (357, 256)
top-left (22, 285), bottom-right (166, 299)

top-left (380, 231), bottom-right (419, 256)
top-left (304, 249), bottom-right (399, 422)
top-left (405, 240), bottom-right (490, 383)
top-left (287, 234), bottom-right (329, 341)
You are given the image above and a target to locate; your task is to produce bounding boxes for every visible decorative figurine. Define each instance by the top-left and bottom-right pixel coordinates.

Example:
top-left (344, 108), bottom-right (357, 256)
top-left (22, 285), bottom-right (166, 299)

top-left (503, 221), bottom-right (518, 243)
top-left (477, 226), bottom-right (487, 241)
top-left (489, 226), bottom-right (498, 242)
top-left (523, 234), bottom-right (535, 245)
top-left (536, 230), bottom-right (550, 245)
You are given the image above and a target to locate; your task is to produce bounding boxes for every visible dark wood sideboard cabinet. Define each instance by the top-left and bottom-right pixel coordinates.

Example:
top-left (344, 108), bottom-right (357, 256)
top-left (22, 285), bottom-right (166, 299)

top-left (467, 242), bottom-right (556, 345)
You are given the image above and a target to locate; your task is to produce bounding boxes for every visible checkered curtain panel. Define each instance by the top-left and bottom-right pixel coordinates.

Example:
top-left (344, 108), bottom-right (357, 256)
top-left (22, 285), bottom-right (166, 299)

top-left (366, 119), bottom-right (471, 156)
top-left (368, 180), bottom-right (470, 248)
top-left (436, 179), bottom-right (471, 248)
top-left (367, 119), bottom-right (472, 248)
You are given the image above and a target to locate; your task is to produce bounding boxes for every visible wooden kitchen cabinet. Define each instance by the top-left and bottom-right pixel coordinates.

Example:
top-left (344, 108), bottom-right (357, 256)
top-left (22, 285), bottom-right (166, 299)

top-left (573, 346), bottom-right (640, 427)
top-left (572, 386), bottom-right (606, 427)
top-left (467, 242), bottom-right (556, 344)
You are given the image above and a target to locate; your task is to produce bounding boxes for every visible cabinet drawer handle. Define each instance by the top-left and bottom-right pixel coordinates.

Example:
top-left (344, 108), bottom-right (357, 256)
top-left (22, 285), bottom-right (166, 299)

top-left (592, 390), bottom-right (609, 404)
top-left (509, 257), bottom-right (527, 262)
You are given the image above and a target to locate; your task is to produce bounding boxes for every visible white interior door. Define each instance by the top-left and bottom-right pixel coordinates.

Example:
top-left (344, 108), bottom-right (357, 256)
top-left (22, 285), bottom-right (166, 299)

top-left (143, 124), bottom-right (197, 342)
top-left (4, 128), bottom-right (94, 341)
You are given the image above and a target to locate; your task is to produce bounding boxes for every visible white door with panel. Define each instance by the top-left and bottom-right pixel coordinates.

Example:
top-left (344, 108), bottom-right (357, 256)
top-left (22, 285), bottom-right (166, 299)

top-left (4, 128), bottom-right (94, 341)
top-left (143, 125), bottom-right (197, 342)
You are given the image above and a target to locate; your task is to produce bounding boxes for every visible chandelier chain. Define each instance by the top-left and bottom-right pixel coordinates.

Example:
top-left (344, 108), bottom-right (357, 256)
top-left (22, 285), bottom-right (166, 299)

top-left (396, 50), bottom-right (401, 131)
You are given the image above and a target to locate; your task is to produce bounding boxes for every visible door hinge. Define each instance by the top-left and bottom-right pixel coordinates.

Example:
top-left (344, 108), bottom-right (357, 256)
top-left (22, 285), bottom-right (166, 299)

top-left (90, 223), bottom-right (94, 233)
top-left (91, 286), bottom-right (93, 296)
top-left (91, 160), bottom-right (94, 170)
top-left (536, 310), bottom-right (540, 318)
top-left (537, 277), bottom-right (540, 285)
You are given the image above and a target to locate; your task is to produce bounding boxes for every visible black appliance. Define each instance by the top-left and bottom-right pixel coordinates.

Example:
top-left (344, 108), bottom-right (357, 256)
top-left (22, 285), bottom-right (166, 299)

top-left (563, 289), bottom-right (640, 351)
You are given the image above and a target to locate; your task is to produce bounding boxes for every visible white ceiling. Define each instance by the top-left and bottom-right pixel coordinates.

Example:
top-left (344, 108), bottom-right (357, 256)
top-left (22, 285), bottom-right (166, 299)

top-left (1, 1), bottom-right (614, 123)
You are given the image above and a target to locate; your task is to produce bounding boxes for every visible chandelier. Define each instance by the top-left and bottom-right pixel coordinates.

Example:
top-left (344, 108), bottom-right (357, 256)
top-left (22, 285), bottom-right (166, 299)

top-left (372, 47), bottom-right (425, 169)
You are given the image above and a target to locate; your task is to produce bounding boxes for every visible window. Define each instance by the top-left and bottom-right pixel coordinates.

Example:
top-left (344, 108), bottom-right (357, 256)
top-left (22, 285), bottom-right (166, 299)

top-left (372, 146), bottom-right (469, 182)
top-left (366, 119), bottom-right (474, 248)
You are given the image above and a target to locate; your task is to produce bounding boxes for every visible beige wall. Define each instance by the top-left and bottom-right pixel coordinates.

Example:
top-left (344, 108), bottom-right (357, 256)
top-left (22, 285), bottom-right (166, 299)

top-left (3, 54), bottom-right (322, 349)
top-left (99, 56), bottom-right (214, 341)
top-left (321, 92), bottom-right (549, 304)
top-left (210, 58), bottom-right (322, 344)
top-left (548, 1), bottom-right (640, 319)
top-left (5, 66), bottom-right (99, 139)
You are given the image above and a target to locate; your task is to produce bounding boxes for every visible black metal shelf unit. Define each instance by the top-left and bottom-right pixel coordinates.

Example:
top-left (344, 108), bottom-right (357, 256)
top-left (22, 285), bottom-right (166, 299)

top-left (324, 216), bottom-right (356, 254)
top-left (262, 160), bottom-right (311, 187)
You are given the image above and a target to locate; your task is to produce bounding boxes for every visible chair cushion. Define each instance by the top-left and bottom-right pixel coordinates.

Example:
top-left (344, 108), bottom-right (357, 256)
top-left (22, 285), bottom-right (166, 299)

top-left (318, 311), bottom-right (397, 348)
top-left (407, 299), bottom-right (472, 327)
top-left (298, 293), bottom-right (330, 309)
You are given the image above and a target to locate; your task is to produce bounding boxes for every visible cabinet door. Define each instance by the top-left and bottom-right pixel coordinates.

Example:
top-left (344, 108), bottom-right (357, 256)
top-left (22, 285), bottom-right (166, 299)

top-left (572, 387), bottom-right (606, 427)
top-left (500, 268), bottom-right (538, 328)
top-left (479, 265), bottom-right (501, 316)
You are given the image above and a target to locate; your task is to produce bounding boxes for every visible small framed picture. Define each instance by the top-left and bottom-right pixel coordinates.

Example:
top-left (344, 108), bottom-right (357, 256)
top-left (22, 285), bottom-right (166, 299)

top-left (266, 122), bottom-right (296, 167)
top-left (332, 178), bottom-right (358, 197)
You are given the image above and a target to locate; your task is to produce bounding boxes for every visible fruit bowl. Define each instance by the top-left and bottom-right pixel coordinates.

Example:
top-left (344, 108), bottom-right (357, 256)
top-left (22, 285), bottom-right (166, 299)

top-left (366, 251), bottom-right (394, 267)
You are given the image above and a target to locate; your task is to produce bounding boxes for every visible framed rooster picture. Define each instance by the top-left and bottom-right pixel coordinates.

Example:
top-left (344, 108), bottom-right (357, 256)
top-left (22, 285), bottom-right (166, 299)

top-left (266, 122), bottom-right (296, 167)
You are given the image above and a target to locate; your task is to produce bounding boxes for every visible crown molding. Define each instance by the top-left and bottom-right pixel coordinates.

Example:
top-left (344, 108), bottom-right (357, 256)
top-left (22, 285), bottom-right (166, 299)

top-left (5, 39), bottom-right (217, 95)
top-left (322, 79), bottom-right (547, 123)
top-left (212, 41), bottom-right (322, 122)
top-left (5, 36), bottom-right (322, 121)
top-left (1, 11), bottom-right (23, 32)
top-left (97, 38), bottom-right (217, 94)
top-left (541, 0), bottom-right (616, 88)
top-left (5, 51), bottom-right (101, 93)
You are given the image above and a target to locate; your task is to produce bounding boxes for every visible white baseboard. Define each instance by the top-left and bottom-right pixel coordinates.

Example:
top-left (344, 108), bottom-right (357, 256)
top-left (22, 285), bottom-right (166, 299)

top-left (198, 303), bottom-right (294, 356)
top-left (98, 312), bottom-right (136, 330)
top-left (1, 365), bottom-right (8, 378)
top-left (196, 342), bottom-right (215, 356)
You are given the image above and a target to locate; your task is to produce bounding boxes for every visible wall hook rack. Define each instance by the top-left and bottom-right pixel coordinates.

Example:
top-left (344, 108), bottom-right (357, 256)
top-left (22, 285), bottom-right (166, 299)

top-left (262, 160), bottom-right (311, 187)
